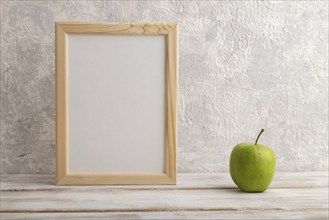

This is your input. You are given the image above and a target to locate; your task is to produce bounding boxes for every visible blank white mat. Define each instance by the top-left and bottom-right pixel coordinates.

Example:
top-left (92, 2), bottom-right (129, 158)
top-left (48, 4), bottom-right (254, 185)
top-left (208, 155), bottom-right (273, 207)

top-left (67, 34), bottom-right (165, 173)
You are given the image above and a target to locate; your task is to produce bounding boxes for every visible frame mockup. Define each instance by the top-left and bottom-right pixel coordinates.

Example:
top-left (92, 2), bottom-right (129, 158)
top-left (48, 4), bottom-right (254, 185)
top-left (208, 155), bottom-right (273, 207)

top-left (56, 22), bottom-right (178, 185)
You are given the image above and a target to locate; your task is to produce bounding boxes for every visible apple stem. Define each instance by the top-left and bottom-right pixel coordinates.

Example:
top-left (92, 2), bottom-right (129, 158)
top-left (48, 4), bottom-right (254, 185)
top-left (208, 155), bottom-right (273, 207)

top-left (255, 129), bottom-right (265, 145)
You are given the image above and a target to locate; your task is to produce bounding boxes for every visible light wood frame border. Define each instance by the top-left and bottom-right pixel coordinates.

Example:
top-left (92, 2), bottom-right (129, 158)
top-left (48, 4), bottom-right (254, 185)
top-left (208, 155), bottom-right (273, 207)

top-left (56, 22), bottom-right (178, 185)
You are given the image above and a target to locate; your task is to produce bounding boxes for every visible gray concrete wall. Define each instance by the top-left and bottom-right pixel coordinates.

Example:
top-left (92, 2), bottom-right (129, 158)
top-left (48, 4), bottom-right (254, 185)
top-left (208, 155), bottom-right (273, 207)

top-left (1, 1), bottom-right (328, 174)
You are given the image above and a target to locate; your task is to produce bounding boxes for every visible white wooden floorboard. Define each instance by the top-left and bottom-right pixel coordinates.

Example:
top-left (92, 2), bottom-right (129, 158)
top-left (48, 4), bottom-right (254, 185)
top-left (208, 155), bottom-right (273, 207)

top-left (1, 188), bottom-right (328, 212)
top-left (1, 172), bottom-right (328, 219)
top-left (1, 211), bottom-right (328, 220)
top-left (1, 172), bottom-right (327, 190)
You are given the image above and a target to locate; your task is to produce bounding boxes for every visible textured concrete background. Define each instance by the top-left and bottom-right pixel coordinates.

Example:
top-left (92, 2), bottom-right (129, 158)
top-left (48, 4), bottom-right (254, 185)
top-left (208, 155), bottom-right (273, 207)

top-left (0, 1), bottom-right (328, 174)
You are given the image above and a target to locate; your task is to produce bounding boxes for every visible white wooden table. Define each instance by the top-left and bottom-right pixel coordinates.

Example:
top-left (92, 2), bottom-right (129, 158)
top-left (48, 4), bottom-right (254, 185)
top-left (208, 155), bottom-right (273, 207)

top-left (1, 172), bottom-right (328, 219)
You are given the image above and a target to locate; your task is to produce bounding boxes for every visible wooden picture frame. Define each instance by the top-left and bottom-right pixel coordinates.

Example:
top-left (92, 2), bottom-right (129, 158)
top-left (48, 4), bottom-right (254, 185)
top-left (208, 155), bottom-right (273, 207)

top-left (56, 22), bottom-right (178, 185)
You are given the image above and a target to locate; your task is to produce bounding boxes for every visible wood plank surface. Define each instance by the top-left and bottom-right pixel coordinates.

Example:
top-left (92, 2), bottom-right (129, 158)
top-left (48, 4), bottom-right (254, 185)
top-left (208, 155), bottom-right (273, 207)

top-left (1, 211), bottom-right (328, 220)
top-left (1, 172), bottom-right (327, 191)
top-left (1, 172), bottom-right (328, 220)
top-left (2, 188), bottom-right (328, 212)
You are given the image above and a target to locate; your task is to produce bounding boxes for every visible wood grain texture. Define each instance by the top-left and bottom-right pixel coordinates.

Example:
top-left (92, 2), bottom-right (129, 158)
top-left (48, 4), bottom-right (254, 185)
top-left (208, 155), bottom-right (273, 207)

top-left (55, 22), bottom-right (178, 185)
top-left (1, 172), bottom-right (328, 219)
top-left (2, 211), bottom-right (328, 220)
top-left (2, 188), bottom-right (327, 212)
top-left (1, 172), bottom-right (328, 191)
top-left (55, 24), bottom-right (68, 184)
top-left (164, 24), bottom-right (178, 183)
top-left (56, 173), bottom-right (174, 186)
top-left (56, 22), bottom-right (177, 35)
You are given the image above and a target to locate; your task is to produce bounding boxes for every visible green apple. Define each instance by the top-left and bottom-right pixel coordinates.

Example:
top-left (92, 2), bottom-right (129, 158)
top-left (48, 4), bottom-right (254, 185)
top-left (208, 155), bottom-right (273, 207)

top-left (229, 129), bottom-right (276, 192)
